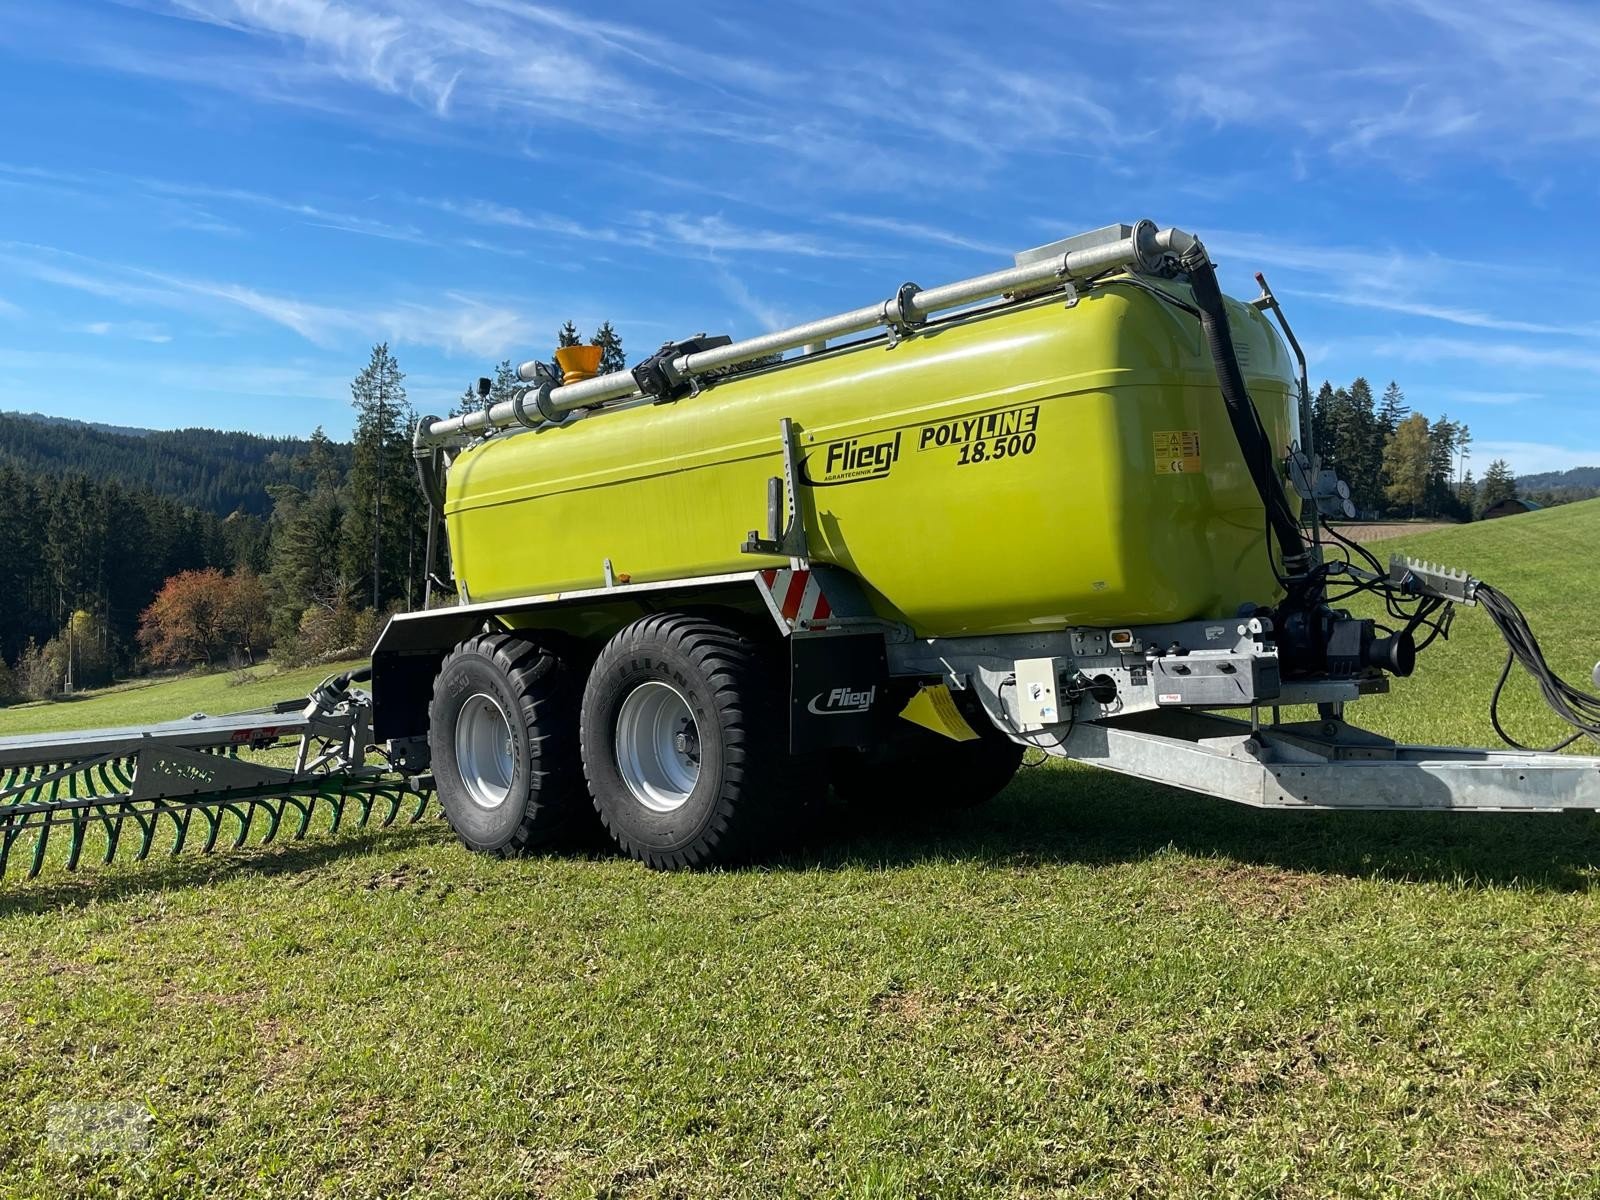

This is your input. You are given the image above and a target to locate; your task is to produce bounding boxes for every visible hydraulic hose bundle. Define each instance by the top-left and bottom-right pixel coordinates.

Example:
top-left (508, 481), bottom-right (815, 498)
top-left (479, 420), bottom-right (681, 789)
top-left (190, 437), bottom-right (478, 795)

top-left (1478, 584), bottom-right (1600, 751)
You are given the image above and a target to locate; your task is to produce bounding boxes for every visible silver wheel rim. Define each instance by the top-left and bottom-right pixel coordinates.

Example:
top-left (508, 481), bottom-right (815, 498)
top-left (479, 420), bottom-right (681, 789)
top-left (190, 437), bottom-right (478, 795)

top-left (455, 692), bottom-right (515, 810)
top-left (615, 681), bottom-right (701, 813)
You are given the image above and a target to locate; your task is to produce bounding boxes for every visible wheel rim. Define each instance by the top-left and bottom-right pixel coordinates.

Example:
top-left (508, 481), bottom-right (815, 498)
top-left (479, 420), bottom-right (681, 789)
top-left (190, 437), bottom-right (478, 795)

top-left (455, 692), bottom-right (515, 810)
top-left (614, 681), bottom-right (701, 813)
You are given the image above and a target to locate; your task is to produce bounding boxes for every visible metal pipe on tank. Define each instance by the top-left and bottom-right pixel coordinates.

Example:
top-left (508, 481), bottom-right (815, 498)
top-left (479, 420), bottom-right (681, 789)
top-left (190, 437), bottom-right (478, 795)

top-left (418, 220), bottom-right (1194, 445)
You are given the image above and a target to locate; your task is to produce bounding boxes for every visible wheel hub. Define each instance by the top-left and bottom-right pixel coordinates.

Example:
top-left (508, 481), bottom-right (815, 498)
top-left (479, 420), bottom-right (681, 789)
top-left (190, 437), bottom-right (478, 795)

top-left (615, 681), bottom-right (701, 813)
top-left (455, 692), bottom-right (515, 810)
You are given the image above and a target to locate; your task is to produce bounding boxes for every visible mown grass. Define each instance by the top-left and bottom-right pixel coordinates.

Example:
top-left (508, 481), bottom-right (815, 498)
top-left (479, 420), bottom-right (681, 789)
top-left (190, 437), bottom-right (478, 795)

top-left (3, 503), bottom-right (1600, 1198)
top-left (1341, 500), bottom-right (1600, 750)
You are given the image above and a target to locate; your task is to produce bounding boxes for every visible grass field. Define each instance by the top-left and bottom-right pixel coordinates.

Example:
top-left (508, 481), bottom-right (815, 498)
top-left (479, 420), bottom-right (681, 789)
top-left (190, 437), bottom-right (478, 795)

top-left (4, 502), bottom-right (1600, 1197)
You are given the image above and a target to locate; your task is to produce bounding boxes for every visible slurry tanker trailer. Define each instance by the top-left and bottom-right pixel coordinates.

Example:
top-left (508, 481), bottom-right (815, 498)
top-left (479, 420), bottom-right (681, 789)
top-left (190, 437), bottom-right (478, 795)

top-left (6, 219), bottom-right (1600, 875)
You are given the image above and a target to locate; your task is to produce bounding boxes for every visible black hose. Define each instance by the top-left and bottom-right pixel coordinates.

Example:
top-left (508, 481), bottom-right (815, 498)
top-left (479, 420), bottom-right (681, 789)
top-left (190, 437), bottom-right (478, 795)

top-left (1186, 259), bottom-right (1308, 568)
top-left (1477, 582), bottom-right (1600, 751)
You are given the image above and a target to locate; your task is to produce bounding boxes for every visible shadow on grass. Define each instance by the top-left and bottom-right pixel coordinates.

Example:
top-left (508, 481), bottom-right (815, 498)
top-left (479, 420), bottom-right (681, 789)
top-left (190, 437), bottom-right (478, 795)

top-left (5, 768), bottom-right (1600, 912)
top-left (0, 821), bottom-right (446, 917)
top-left (798, 765), bottom-right (1600, 892)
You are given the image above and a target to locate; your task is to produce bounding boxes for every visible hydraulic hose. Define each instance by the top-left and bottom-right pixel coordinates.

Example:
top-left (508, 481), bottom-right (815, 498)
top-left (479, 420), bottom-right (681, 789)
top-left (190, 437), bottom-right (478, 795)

top-left (1185, 255), bottom-right (1309, 570)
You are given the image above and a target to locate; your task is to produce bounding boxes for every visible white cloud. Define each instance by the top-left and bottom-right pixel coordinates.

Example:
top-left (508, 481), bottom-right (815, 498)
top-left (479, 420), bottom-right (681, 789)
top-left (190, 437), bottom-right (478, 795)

top-left (0, 295), bottom-right (21, 318)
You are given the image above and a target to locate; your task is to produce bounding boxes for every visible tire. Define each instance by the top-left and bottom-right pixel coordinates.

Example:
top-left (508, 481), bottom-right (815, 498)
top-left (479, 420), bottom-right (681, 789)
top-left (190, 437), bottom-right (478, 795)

top-left (429, 632), bottom-right (587, 856)
top-left (580, 613), bottom-right (804, 869)
top-left (831, 720), bottom-right (1024, 812)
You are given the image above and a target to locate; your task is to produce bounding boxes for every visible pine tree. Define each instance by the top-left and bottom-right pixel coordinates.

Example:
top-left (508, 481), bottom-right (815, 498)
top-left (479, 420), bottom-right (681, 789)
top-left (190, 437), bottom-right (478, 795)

top-left (1377, 381), bottom-right (1409, 436)
top-left (1426, 414), bottom-right (1458, 516)
top-left (1352, 378), bottom-right (1383, 513)
top-left (1312, 381), bottom-right (1336, 461)
top-left (490, 359), bottom-right (519, 408)
top-left (341, 343), bottom-right (419, 610)
top-left (268, 483), bottom-right (347, 645)
top-left (590, 322), bottom-right (626, 374)
top-left (1478, 459), bottom-right (1517, 513)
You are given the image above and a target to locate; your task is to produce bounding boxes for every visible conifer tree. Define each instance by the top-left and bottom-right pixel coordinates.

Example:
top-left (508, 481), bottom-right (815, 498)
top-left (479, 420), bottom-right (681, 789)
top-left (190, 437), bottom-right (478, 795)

top-left (341, 344), bottom-right (420, 610)
top-left (1377, 380), bottom-right (1409, 435)
top-left (490, 359), bottom-right (519, 407)
top-left (1478, 459), bottom-right (1517, 513)
top-left (590, 322), bottom-right (626, 374)
top-left (1312, 380), bottom-right (1336, 460)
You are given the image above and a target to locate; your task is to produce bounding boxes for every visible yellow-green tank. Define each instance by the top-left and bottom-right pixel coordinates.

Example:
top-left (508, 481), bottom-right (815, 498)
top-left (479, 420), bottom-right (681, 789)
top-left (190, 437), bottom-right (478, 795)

top-left (444, 283), bottom-right (1299, 638)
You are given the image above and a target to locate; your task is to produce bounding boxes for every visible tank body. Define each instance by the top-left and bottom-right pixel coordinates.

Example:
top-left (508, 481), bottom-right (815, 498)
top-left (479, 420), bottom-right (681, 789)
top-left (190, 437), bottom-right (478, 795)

top-left (444, 284), bottom-right (1299, 638)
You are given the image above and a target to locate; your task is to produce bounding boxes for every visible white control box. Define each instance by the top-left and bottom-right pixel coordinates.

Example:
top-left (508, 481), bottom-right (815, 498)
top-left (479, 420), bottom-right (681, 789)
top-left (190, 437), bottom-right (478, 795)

top-left (1014, 657), bottom-right (1066, 729)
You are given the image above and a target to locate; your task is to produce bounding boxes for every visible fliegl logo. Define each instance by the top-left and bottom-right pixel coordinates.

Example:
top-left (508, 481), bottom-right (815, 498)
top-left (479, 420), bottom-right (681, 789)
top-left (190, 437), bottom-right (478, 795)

top-left (808, 685), bottom-right (877, 716)
top-left (806, 431), bottom-right (901, 485)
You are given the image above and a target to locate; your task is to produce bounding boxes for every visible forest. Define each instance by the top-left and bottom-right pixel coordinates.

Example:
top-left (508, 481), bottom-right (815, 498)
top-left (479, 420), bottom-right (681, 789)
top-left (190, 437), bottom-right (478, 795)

top-left (0, 326), bottom-right (624, 703)
top-left (0, 412), bottom-right (348, 515)
top-left (0, 345), bottom-right (1574, 703)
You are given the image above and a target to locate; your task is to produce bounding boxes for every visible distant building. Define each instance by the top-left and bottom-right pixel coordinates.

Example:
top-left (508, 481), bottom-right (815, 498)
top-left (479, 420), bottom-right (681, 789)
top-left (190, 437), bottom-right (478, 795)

top-left (1481, 497), bottom-right (1543, 520)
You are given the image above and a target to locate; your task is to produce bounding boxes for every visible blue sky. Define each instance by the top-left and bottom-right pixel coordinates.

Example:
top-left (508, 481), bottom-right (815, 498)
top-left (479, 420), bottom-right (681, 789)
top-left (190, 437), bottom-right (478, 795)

top-left (1, 0), bottom-right (1598, 476)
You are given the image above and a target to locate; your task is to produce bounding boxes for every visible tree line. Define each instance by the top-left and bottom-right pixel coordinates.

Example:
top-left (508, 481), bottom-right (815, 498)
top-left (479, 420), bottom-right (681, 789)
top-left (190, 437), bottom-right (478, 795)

top-left (1309, 378), bottom-right (1519, 519)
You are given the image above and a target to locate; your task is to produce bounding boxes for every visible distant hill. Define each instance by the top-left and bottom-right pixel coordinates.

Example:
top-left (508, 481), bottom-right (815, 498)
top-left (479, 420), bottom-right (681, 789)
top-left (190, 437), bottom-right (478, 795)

top-left (1516, 465), bottom-right (1600, 491)
top-left (1515, 465), bottom-right (1600, 507)
top-left (3, 410), bottom-right (155, 439)
top-left (0, 411), bottom-right (349, 516)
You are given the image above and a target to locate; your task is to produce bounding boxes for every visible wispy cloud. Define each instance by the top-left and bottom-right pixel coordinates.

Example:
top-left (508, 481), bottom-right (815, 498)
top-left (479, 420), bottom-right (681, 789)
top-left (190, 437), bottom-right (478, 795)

top-left (1291, 290), bottom-right (1599, 338)
top-left (78, 320), bottom-right (173, 343)
top-left (0, 241), bottom-right (533, 356)
top-left (0, 295), bottom-right (21, 319)
top-left (1373, 335), bottom-right (1600, 376)
top-left (1145, 0), bottom-right (1600, 162)
top-left (0, 161), bottom-right (436, 247)
top-left (1435, 390), bottom-right (1542, 407)
top-left (418, 196), bottom-right (870, 260)
top-left (46, 0), bottom-right (1133, 199)
top-left (825, 214), bottom-right (1008, 257)
top-left (711, 270), bottom-right (792, 332)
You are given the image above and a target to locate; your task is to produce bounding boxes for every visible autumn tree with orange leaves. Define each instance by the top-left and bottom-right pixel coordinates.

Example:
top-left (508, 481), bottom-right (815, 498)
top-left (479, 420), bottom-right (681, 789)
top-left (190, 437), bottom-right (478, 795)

top-left (138, 568), bottom-right (272, 668)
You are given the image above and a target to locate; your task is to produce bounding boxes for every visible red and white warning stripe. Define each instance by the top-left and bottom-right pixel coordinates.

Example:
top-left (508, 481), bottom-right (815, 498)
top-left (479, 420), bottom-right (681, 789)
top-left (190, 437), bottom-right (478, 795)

top-left (758, 567), bottom-right (832, 628)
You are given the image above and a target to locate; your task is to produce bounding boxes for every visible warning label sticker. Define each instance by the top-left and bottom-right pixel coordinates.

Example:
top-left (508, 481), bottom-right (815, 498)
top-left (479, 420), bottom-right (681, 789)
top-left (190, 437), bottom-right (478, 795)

top-left (1153, 430), bottom-right (1202, 475)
